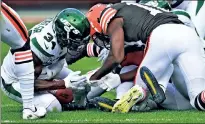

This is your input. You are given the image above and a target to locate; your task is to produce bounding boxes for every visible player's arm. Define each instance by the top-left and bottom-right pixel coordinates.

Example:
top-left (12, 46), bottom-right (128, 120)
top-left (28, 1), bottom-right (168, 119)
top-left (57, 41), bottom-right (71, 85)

top-left (32, 51), bottom-right (43, 79)
top-left (35, 71), bottom-right (86, 91)
top-left (90, 18), bottom-right (125, 80)
top-left (34, 79), bottom-right (66, 91)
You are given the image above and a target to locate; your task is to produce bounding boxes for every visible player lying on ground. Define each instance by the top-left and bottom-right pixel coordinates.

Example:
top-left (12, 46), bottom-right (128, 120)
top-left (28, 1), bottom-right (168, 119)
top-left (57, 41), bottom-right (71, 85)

top-left (86, 2), bottom-right (205, 112)
top-left (1, 8), bottom-right (91, 113)
top-left (1, 1), bottom-right (46, 119)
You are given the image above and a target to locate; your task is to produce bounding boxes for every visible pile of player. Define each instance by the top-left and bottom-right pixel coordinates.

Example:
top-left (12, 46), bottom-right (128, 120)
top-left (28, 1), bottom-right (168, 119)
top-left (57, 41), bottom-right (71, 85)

top-left (1, 0), bottom-right (205, 120)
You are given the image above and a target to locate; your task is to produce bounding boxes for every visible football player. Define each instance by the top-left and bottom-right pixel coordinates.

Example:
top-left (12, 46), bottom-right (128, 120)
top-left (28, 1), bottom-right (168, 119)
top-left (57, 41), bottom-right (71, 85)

top-left (1, 2), bottom-right (46, 119)
top-left (86, 3), bottom-right (205, 113)
top-left (1, 8), bottom-right (91, 115)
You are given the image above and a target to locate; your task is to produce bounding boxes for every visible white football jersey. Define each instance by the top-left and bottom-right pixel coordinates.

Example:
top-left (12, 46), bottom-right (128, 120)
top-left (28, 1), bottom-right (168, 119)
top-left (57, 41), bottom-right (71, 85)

top-left (29, 18), bottom-right (67, 66)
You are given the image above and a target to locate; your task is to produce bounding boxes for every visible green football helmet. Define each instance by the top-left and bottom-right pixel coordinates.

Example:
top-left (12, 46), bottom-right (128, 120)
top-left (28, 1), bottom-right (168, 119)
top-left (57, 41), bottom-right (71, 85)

top-left (53, 8), bottom-right (90, 53)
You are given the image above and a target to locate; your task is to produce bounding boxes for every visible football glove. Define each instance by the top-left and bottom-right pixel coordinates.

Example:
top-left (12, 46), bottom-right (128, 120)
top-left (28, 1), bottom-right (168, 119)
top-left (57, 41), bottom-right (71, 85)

top-left (63, 71), bottom-right (87, 90)
top-left (97, 48), bottom-right (109, 64)
top-left (100, 72), bottom-right (121, 91)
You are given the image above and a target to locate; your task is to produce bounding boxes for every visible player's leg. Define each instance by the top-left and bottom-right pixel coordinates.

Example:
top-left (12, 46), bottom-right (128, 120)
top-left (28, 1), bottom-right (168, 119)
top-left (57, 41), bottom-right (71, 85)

top-left (112, 23), bottom-right (204, 112)
top-left (1, 2), bottom-right (28, 49)
top-left (161, 83), bottom-right (193, 110)
top-left (186, 1), bottom-right (205, 38)
top-left (112, 25), bottom-right (175, 113)
top-left (1, 3), bottom-right (40, 118)
top-left (116, 65), bottom-right (136, 99)
top-left (171, 64), bottom-right (189, 99)
top-left (116, 82), bottom-right (134, 100)
top-left (1, 77), bottom-right (62, 112)
top-left (1, 78), bottom-right (23, 103)
top-left (174, 49), bottom-right (205, 110)
top-left (168, 23), bottom-right (205, 110)
top-left (34, 92), bottom-right (62, 112)
top-left (159, 24), bottom-right (205, 110)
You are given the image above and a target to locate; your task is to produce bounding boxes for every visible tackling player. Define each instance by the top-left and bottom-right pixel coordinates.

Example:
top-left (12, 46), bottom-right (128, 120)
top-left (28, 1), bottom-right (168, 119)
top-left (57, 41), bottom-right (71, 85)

top-left (1, 2), bottom-right (46, 119)
top-left (86, 3), bottom-right (205, 112)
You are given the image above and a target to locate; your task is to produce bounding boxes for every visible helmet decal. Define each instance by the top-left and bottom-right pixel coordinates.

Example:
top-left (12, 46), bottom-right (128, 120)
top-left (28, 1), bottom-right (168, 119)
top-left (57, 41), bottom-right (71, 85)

top-left (60, 18), bottom-right (80, 35)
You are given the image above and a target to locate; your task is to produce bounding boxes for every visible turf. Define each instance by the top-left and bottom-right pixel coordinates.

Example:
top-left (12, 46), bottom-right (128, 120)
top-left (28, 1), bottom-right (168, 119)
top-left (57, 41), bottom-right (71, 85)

top-left (1, 24), bottom-right (205, 123)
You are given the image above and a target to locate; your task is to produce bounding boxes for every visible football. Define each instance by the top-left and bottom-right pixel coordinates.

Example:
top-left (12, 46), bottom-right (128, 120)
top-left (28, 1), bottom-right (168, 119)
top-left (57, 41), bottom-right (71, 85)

top-left (54, 88), bottom-right (74, 104)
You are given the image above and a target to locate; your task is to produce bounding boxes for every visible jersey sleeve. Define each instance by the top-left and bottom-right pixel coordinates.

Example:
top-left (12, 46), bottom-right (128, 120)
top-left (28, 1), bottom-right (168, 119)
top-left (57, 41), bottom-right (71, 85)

top-left (85, 42), bottom-right (103, 57)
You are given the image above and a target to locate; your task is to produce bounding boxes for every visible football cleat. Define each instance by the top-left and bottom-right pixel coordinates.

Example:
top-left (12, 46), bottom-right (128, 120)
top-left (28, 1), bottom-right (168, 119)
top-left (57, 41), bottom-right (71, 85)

top-left (112, 85), bottom-right (145, 113)
top-left (140, 66), bottom-right (166, 104)
top-left (87, 97), bottom-right (116, 112)
top-left (23, 107), bottom-right (46, 120)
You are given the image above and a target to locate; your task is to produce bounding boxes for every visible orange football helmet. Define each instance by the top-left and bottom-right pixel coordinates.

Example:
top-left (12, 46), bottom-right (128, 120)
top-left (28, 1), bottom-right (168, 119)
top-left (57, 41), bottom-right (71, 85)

top-left (86, 4), bottom-right (107, 36)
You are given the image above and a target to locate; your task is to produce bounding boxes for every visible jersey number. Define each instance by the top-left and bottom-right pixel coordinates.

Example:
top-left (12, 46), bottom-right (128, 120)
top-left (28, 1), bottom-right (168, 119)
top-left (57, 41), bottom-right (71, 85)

top-left (44, 33), bottom-right (56, 50)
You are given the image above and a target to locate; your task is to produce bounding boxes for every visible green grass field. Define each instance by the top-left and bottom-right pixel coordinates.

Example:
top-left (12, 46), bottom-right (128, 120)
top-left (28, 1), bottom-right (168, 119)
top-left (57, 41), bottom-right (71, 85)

top-left (1, 24), bottom-right (205, 123)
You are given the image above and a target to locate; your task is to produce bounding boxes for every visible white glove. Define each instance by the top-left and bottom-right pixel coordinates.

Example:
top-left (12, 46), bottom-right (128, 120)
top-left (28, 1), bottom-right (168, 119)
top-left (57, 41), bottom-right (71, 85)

top-left (63, 71), bottom-right (87, 90)
top-left (23, 106), bottom-right (46, 119)
top-left (97, 48), bottom-right (109, 64)
top-left (100, 72), bottom-right (121, 91)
